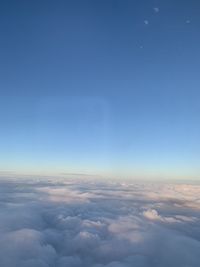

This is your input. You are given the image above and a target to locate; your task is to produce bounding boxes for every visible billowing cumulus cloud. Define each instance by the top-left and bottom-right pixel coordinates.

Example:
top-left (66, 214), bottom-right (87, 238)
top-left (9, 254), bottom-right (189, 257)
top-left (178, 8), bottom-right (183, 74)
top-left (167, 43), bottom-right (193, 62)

top-left (0, 178), bottom-right (200, 266)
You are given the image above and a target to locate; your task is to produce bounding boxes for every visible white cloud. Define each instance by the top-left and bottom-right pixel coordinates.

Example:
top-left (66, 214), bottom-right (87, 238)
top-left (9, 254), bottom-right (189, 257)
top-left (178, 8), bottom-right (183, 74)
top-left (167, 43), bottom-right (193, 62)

top-left (36, 186), bottom-right (91, 203)
top-left (0, 179), bottom-right (200, 266)
top-left (143, 209), bottom-right (182, 223)
top-left (143, 209), bottom-right (162, 220)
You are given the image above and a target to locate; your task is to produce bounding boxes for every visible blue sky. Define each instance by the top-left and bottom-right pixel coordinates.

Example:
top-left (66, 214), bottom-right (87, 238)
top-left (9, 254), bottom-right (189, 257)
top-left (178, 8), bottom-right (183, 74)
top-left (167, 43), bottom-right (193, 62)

top-left (0, 0), bottom-right (200, 179)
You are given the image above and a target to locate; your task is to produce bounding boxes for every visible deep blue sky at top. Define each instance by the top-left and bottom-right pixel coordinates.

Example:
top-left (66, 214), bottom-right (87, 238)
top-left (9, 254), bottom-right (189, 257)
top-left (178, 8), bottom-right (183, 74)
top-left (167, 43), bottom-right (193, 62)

top-left (0, 0), bottom-right (200, 179)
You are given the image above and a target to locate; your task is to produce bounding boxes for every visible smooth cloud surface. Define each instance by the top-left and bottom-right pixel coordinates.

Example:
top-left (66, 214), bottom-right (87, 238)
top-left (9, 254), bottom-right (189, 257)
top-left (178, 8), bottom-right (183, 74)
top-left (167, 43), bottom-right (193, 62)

top-left (0, 178), bottom-right (200, 267)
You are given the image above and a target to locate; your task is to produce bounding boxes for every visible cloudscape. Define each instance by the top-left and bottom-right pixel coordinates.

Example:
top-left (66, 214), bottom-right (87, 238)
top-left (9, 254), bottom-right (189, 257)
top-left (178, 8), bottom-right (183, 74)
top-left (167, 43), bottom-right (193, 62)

top-left (0, 178), bottom-right (200, 267)
top-left (1, 0), bottom-right (200, 266)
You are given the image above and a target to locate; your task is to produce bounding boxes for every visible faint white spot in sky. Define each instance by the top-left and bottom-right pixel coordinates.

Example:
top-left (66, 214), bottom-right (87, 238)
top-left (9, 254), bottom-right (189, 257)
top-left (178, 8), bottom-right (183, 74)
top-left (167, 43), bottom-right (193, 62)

top-left (153, 7), bottom-right (159, 13)
top-left (186, 19), bottom-right (191, 24)
top-left (140, 45), bottom-right (143, 49)
top-left (144, 20), bottom-right (149, 25)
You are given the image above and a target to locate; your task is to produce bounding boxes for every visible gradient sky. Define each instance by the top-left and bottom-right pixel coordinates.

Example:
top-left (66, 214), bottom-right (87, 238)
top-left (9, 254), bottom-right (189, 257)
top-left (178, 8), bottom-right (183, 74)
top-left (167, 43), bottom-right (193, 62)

top-left (1, 0), bottom-right (200, 179)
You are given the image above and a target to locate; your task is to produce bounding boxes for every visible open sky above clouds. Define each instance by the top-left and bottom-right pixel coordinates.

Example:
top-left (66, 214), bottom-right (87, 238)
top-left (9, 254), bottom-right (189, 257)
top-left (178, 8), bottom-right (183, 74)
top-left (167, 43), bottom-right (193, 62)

top-left (1, 178), bottom-right (200, 267)
top-left (1, 0), bottom-right (200, 179)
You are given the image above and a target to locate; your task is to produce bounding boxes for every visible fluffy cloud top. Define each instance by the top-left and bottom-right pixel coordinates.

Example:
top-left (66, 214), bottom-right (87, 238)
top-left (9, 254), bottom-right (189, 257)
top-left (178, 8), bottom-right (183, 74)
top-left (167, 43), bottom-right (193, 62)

top-left (0, 178), bottom-right (200, 267)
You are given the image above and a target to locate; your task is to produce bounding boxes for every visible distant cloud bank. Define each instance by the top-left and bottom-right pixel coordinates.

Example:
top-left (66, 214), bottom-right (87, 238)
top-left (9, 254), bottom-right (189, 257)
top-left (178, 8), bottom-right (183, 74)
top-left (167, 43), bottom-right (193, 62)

top-left (0, 179), bottom-right (200, 266)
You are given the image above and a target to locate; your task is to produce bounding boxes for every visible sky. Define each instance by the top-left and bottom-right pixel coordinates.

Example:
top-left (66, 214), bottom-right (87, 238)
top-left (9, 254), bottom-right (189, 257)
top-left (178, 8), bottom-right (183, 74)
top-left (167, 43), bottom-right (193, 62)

top-left (0, 0), bottom-right (200, 180)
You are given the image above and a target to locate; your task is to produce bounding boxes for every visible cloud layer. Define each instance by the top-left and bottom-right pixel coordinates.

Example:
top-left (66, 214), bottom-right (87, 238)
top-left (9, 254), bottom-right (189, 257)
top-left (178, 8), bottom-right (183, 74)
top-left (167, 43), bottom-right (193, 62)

top-left (0, 178), bottom-right (200, 267)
